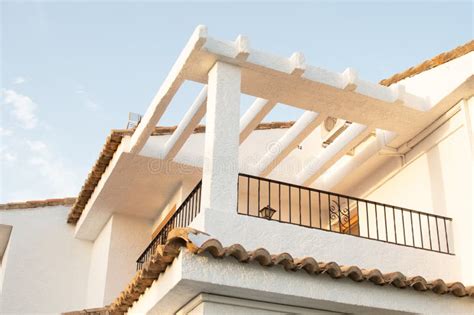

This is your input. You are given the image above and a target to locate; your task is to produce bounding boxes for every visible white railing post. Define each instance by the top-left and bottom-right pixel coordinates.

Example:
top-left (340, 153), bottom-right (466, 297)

top-left (201, 62), bottom-right (241, 213)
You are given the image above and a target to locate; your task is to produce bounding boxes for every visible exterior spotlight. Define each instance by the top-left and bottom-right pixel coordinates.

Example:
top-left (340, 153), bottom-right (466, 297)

top-left (259, 205), bottom-right (276, 220)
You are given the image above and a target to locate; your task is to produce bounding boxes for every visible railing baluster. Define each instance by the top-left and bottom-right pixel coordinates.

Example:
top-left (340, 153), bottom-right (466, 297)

top-left (401, 208), bottom-right (406, 245)
top-left (247, 176), bottom-right (250, 215)
top-left (318, 192), bottom-right (322, 229)
top-left (237, 175), bottom-right (240, 213)
top-left (309, 190), bottom-right (312, 228)
top-left (278, 183), bottom-right (281, 221)
top-left (435, 217), bottom-right (441, 252)
top-left (347, 197), bottom-right (351, 235)
top-left (375, 203), bottom-right (379, 240)
top-left (410, 210), bottom-right (415, 247)
top-left (328, 194), bottom-right (331, 231)
top-left (366, 201), bottom-right (369, 238)
top-left (188, 200), bottom-right (191, 225)
top-left (444, 218), bottom-right (450, 253)
top-left (268, 180), bottom-right (271, 213)
top-left (191, 192), bottom-right (195, 222)
top-left (337, 195), bottom-right (342, 232)
top-left (383, 205), bottom-right (388, 241)
top-left (418, 213), bottom-right (424, 249)
top-left (356, 200), bottom-right (360, 236)
top-left (392, 207), bottom-right (397, 244)
top-left (427, 215), bottom-right (433, 250)
top-left (289, 186), bottom-right (292, 223)
top-left (258, 179), bottom-right (261, 217)
top-left (298, 187), bottom-right (302, 225)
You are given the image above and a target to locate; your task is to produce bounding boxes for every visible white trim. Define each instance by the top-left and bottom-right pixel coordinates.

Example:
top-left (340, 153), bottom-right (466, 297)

top-left (177, 293), bottom-right (340, 315)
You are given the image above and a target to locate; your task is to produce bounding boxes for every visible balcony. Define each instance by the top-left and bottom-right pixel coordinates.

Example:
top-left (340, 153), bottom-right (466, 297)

top-left (137, 174), bottom-right (453, 270)
top-left (136, 181), bottom-right (202, 270)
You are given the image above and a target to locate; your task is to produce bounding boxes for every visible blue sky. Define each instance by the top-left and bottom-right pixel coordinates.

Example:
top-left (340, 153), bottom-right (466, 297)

top-left (1, 1), bottom-right (472, 202)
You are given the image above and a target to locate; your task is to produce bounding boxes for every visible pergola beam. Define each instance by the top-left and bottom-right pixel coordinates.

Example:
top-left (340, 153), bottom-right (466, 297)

top-left (128, 26), bottom-right (207, 154)
top-left (313, 130), bottom-right (397, 190)
top-left (297, 123), bottom-right (373, 186)
top-left (239, 98), bottom-right (277, 144)
top-left (256, 111), bottom-right (326, 177)
top-left (162, 86), bottom-right (208, 160)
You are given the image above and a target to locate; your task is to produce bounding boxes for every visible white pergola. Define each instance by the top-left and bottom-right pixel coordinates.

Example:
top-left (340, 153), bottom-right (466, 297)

top-left (75, 25), bottom-right (473, 240)
top-left (126, 25), bottom-right (473, 212)
top-left (125, 25), bottom-right (439, 204)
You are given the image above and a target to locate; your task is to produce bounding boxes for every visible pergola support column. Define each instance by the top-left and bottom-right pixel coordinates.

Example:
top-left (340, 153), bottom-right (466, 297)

top-left (201, 62), bottom-right (241, 213)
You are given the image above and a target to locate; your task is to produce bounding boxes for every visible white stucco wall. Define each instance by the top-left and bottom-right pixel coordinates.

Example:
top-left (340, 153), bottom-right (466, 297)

top-left (0, 207), bottom-right (153, 313)
top-left (103, 213), bottom-right (152, 305)
top-left (87, 213), bottom-right (152, 308)
top-left (87, 215), bottom-right (113, 307)
top-left (0, 206), bottom-right (92, 314)
top-left (364, 109), bottom-right (473, 284)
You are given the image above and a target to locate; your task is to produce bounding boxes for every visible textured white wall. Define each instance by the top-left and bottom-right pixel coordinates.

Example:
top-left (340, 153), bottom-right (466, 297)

top-left (86, 215), bottom-right (113, 307)
top-left (0, 208), bottom-right (153, 313)
top-left (191, 209), bottom-right (461, 282)
top-left (0, 206), bottom-right (92, 314)
top-left (87, 213), bottom-right (152, 307)
top-left (365, 119), bottom-right (473, 283)
top-left (102, 213), bottom-right (152, 304)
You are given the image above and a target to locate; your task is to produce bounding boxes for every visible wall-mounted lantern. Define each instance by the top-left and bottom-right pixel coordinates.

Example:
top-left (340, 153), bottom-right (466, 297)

top-left (259, 205), bottom-right (277, 220)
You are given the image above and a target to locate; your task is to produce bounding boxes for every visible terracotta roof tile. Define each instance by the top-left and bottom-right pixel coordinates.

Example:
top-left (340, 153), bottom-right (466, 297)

top-left (379, 40), bottom-right (474, 86)
top-left (67, 130), bottom-right (131, 223)
top-left (66, 122), bottom-right (295, 224)
top-left (62, 307), bottom-right (110, 315)
top-left (107, 228), bottom-right (474, 314)
top-left (0, 198), bottom-right (76, 210)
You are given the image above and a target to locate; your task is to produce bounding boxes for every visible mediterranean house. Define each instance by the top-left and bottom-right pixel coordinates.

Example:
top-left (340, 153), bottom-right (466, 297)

top-left (1, 26), bottom-right (473, 314)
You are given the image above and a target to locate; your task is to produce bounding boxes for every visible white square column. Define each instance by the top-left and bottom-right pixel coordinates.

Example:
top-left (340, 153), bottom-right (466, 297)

top-left (201, 62), bottom-right (241, 213)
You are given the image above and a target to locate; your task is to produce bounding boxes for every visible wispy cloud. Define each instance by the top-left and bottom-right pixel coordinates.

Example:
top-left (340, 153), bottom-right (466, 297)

top-left (26, 140), bottom-right (79, 197)
top-left (0, 147), bottom-right (16, 162)
top-left (84, 98), bottom-right (100, 111)
top-left (1, 89), bottom-right (39, 129)
top-left (0, 127), bottom-right (13, 136)
top-left (75, 85), bottom-right (101, 111)
top-left (13, 77), bottom-right (27, 85)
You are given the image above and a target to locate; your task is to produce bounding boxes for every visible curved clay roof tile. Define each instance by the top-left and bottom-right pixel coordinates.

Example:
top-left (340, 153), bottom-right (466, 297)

top-left (249, 248), bottom-right (273, 266)
top-left (225, 244), bottom-right (249, 262)
top-left (272, 253), bottom-right (296, 271)
top-left (294, 257), bottom-right (320, 274)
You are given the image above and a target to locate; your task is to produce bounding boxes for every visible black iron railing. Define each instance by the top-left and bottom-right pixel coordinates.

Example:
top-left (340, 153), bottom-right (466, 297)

top-left (136, 181), bottom-right (202, 270)
top-left (237, 173), bottom-right (453, 254)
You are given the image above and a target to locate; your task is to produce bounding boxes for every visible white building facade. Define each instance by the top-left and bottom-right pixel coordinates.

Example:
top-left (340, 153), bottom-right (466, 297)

top-left (1, 27), bottom-right (473, 314)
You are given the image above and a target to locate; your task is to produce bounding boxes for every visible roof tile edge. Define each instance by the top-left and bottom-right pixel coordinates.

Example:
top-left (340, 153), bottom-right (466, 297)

top-left (379, 40), bottom-right (474, 86)
top-left (106, 227), bottom-right (474, 314)
top-left (0, 197), bottom-right (77, 210)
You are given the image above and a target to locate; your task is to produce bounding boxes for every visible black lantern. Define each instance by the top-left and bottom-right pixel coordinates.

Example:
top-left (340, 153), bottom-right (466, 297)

top-left (259, 205), bottom-right (276, 220)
